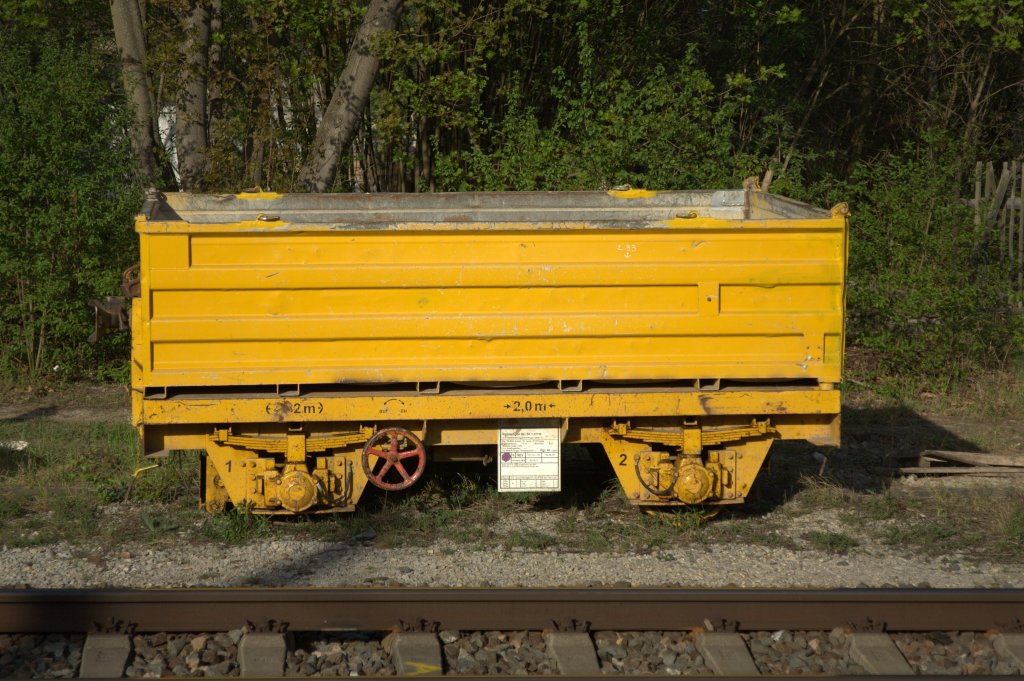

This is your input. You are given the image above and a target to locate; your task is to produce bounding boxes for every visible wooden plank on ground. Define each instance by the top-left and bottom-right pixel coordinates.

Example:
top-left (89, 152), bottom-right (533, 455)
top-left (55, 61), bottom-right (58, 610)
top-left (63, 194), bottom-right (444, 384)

top-left (898, 466), bottom-right (1024, 476)
top-left (921, 449), bottom-right (1024, 468)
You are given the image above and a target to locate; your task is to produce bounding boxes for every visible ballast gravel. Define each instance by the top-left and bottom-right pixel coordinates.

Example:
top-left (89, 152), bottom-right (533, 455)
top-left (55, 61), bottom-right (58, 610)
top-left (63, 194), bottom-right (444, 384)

top-left (744, 629), bottom-right (865, 675)
top-left (126, 632), bottom-right (242, 678)
top-left (892, 632), bottom-right (1020, 675)
top-left (0, 634), bottom-right (83, 678)
top-left (594, 631), bottom-right (711, 674)
top-left (289, 634), bottom-right (394, 676)
top-left (442, 631), bottom-right (554, 675)
top-left (8, 631), bottom-right (1024, 677)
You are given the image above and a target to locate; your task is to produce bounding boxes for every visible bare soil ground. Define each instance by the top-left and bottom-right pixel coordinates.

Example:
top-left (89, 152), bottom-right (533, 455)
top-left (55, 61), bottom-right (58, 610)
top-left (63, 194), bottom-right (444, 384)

top-left (0, 383), bottom-right (129, 423)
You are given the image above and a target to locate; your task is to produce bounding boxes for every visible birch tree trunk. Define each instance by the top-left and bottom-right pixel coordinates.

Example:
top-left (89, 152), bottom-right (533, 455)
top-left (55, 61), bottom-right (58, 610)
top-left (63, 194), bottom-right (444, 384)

top-left (176, 1), bottom-right (212, 190)
top-left (110, 0), bottom-right (159, 184)
top-left (297, 0), bottom-right (404, 192)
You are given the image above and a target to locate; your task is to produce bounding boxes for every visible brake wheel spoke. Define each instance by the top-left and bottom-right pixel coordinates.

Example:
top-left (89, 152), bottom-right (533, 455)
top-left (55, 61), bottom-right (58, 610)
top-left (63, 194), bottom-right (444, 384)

top-left (361, 428), bottom-right (426, 491)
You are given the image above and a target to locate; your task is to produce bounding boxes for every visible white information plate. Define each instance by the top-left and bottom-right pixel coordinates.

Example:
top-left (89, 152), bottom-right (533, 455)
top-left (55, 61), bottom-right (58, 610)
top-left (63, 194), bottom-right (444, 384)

top-left (497, 427), bottom-right (561, 492)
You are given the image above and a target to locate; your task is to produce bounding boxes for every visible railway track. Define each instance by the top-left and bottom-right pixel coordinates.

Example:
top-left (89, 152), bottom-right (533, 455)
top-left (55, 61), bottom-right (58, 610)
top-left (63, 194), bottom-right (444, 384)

top-left (1, 588), bottom-right (1023, 679)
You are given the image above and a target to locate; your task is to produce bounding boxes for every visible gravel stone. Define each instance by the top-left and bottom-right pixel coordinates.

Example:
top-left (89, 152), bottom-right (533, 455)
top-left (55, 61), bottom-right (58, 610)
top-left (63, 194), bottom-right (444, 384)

top-left (0, 634), bottom-right (85, 679)
top-left (744, 630), bottom-right (866, 675)
top-left (125, 631), bottom-right (246, 678)
top-left (288, 633), bottom-right (395, 676)
top-left (444, 631), bottom-right (554, 675)
top-left (595, 631), bottom-right (710, 675)
top-left (893, 631), bottom-right (1021, 675)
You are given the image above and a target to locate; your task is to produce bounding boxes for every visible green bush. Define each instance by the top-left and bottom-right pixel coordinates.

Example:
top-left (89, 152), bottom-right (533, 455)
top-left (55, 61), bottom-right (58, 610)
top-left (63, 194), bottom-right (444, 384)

top-left (434, 51), bottom-right (744, 191)
top-left (838, 138), bottom-right (1018, 381)
top-left (0, 29), bottom-right (141, 381)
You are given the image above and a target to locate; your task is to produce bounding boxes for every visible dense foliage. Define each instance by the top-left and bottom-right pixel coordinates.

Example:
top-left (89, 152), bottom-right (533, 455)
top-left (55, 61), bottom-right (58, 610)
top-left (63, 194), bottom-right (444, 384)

top-left (0, 29), bottom-right (141, 379)
top-left (1, 0), bottom-right (1021, 382)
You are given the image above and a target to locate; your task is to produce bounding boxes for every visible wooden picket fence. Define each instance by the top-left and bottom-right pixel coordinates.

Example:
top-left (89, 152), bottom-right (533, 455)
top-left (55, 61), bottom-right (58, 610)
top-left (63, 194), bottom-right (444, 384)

top-left (971, 160), bottom-right (1024, 305)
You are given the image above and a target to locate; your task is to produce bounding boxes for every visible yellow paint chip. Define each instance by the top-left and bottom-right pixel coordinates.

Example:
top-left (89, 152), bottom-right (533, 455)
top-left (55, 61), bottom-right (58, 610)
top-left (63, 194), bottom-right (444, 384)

top-left (608, 188), bottom-right (657, 199)
top-left (236, 191), bottom-right (283, 200)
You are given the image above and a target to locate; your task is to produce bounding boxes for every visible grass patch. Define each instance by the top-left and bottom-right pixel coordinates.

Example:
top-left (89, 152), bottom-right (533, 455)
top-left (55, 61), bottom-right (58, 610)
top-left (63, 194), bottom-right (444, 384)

top-left (708, 518), bottom-right (802, 551)
top-left (780, 476), bottom-right (855, 515)
top-left (502, 528), bottom-right (559, 551)
top-left (139, 511), bottom-right (179, 536)
top-left (802, 530), bottom-right (860, 554)
top-left (127, 451), bottom-right (202, 504)
top-left (998, 509), bottom-right (1024, 553)
top-left (0, 495), bottom-right (25, 520)
top-left (0, 420), bottom-right (137, 490)
top-left (839, 486), bottom-right (1024, 560)
top-left (201, 505), bottom-right (270, 544)
top-left (861, 491), bottom-right (906, 520)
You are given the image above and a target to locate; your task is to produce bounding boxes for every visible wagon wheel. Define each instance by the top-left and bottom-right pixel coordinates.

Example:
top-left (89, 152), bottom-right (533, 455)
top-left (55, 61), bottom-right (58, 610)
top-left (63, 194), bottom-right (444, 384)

top-left (362, 427), bottom-right (427, 491)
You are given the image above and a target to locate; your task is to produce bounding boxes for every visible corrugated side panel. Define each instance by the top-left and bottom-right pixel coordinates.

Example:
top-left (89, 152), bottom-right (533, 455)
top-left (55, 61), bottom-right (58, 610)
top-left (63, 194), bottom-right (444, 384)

top-left (139, 223), bottom-right (845, 387)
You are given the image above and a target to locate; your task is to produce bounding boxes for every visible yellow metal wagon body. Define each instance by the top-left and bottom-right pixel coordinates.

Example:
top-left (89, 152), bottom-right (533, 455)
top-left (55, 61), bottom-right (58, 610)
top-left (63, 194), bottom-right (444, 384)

top-left (131, 188), bottom-right (847, 513)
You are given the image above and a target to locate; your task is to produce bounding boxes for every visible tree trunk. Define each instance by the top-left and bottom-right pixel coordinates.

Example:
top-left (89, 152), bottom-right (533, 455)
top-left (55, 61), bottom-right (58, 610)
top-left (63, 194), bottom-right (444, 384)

top-left (110, 0), bottom-right (159, 184)
top-left (176, 1), bottom-right (212, 190)
top-left (297, 0), bottom-right (404, 192)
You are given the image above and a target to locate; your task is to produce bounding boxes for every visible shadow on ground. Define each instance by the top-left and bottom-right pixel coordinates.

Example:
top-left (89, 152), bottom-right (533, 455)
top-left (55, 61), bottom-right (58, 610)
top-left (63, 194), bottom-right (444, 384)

top-left (361, 403), bottom-right (985, 519)
top-left (741, 403), bottom-right (984, 515)
top-left (183, 401), bottom-right (1023, 587)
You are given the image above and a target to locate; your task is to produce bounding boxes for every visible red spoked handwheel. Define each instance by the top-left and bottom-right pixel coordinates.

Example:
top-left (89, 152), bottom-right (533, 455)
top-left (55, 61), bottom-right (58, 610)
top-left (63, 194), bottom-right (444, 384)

top-left (362, 427), bottom-right (427, 491)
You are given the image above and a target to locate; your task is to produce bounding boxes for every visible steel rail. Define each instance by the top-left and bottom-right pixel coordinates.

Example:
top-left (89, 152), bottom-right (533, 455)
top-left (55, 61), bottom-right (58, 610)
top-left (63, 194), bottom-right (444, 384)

top-left (48, 677), bottom-right (1007, 681)
top-left (1, 588), bottom-right (1022, 633)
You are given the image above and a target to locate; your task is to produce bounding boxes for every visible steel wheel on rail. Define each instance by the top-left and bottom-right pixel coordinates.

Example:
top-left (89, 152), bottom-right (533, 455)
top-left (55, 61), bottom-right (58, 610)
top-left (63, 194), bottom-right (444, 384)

top-left (362, 427), bottom-right (427, 491)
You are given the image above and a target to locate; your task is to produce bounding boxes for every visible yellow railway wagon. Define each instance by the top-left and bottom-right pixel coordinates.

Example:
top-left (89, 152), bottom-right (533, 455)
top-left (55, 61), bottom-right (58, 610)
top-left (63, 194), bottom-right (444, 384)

top-left (130, 188), bottom-right (847, 514)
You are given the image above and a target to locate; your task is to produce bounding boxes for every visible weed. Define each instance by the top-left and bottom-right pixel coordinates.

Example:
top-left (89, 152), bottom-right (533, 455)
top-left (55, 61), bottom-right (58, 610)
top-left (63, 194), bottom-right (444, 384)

top-left (999, 509), bottom-right (1024, 554)
top-left (649, 507), bottom-right (706, 531)
top-left (202, 505), bottom-right (270, 544)
top-left (4, 528), bottom-right (56, 548)
top-left (502, 528), bottom-right (558, 551)
top-left (140, 512), bottom-right (179, 535)
top-left (129, 451), bottom-right (202, 503)
top-left (883, 521), bottom-right (957, 551)
top-left (789, 476), bottom-right (851, 511)
top-left (501, 492), bottom-right (538, 505)
top-left (0, 496), bottom-right (24, 520)
top-left (758, 531), bottom-right (802, 551)
top-left (863, 492), bottom-right (904, 520)
top-left (709, 518), bottom-right (801, 551)
top-left (48, 490), bottom-right (100, 542)
top-left (0, 420), bottom-right (138, 492)
top-left (447, 474), bottom-right (484, 510)
top-left (575, 527), bottom-right (613, 552)
top-left (802, 530), bottom-right (860, 554)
